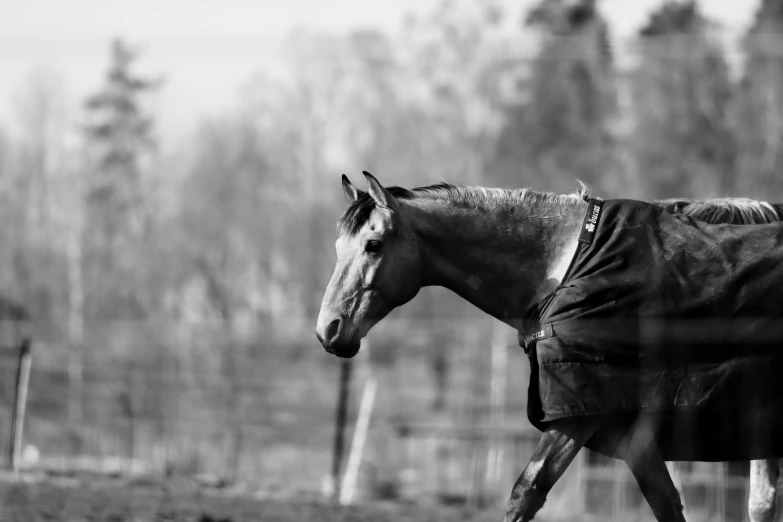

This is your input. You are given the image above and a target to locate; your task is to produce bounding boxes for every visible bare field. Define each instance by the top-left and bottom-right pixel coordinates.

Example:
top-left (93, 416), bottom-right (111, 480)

top-left (0, 474), bottom-right (511, 522)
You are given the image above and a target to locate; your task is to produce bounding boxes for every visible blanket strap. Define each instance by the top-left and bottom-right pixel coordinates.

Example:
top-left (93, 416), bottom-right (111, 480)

top-left (520, 323), bottom-right (554, 354)
top-left (519, 199), bottom-right (603, 354)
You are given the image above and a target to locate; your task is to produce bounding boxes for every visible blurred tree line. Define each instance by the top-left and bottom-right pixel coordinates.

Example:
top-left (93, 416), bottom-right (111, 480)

top-left (0, 0), bottom-right (782, 480)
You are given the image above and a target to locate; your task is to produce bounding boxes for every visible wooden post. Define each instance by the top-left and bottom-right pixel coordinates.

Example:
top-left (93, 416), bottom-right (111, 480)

top-left (340, 374), bottom-right (377, 505)
top-left (10, 339), bottom-right (32, 472)
top-left (331, 358), bottom-right (352, 501)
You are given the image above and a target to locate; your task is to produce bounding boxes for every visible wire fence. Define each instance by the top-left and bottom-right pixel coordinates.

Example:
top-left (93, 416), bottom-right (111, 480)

top-left (0, 315), bottom-right (772, 520)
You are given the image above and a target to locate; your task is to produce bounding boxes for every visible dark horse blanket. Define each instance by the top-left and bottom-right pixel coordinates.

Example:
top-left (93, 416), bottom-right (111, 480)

top-left (523, 199), bottom-right (783, 461)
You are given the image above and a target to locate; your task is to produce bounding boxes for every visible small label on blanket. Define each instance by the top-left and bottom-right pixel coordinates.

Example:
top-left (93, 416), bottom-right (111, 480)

top-left (579, 199), bottom-right (604, 244)
top-left (521, 323), bottom-right (554, 353)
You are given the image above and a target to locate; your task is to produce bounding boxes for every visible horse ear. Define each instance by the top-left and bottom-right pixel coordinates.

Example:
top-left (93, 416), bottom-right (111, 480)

top-left (363, 171), bottom-right (399, 212)
top-left (342, 174), bottom-right (364, 204)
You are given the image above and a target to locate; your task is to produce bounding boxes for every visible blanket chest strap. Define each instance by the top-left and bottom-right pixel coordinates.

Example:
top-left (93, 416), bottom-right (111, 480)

top-left (520, 323), bottom-right (554, 354)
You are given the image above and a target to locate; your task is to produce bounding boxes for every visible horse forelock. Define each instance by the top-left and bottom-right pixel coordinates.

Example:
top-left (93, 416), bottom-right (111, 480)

top-left (337, 186), bottom-right (415, 236)
top-left (337, 181), bottom-right (591, 237)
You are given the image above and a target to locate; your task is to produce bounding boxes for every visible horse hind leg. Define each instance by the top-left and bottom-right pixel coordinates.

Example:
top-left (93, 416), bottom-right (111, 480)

top-left (625, 443), bottom-right (686, 522)
top-left (749, 459), bottom-right (779, 522)
top-left (504, 415), bottom-right (687, 522)
top-left (619, 415), bottom-right (686, 522)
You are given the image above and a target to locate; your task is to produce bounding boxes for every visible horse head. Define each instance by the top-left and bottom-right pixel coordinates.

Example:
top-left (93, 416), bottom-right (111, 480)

top-left (315, 172), bottom-right (424, 358)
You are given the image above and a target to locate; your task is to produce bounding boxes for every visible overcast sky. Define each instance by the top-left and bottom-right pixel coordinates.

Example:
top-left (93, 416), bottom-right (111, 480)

top-left (0, 0), bottom-right (757, 146)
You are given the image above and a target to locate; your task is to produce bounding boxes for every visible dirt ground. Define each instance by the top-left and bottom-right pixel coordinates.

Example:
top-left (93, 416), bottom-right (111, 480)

top-left (0, 471), bottom-right (610, 522)
top-left (0, 473), bottom-right (512, 522)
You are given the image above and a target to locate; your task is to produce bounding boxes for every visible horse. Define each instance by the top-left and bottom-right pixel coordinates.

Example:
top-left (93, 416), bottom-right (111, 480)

top-left (316, 171), bottom-right (783, 522)
top-left (658, 197), bottom-right (783, 522)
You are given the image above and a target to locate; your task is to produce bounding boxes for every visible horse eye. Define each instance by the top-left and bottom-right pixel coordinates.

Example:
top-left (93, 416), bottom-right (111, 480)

top-left (365, 240), bottom-right (382, 253)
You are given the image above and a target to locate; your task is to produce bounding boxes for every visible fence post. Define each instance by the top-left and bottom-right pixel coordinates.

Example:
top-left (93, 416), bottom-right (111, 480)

top-left (331, 358), bottom-right (353, 501)
top-left (10, 339), bottom-right (32, 472)
top-left (339, 372), bottom-right (377, 505)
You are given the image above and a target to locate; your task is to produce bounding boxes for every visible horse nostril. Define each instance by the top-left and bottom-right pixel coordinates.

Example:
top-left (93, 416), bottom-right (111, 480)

top-left (325, 318), bottom-right (342, 342)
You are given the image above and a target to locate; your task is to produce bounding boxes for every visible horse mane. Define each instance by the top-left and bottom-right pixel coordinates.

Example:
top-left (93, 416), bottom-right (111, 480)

top-left (338, 177), bottom-right (783, 234)
top-left (338, 181), bottom-right (591, 236)
top-left (657, 197), bottom-right (783, 225)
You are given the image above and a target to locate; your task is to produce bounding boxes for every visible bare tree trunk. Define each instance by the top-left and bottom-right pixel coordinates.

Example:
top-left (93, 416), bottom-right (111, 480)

top-left (67, 232), bottom-right (84, 424)
top-left (466, 323), bottom-right (486, 507)
top-left (125, 362), bottom-right (145, 467)
top-left (194, 253), bottom-right (243, 478)
top-left (224, 329), bottom-right (243, 479)
top-left (485, 320), bottom-right (508, 495)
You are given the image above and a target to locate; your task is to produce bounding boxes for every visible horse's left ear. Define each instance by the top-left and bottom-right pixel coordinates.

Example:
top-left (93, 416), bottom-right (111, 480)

top-left (342, 174), bottom-right (365, 204)
top-left (364, 171), bottom-right (399, 212)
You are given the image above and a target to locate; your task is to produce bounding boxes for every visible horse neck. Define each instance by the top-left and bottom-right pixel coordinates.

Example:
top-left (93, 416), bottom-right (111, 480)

top-left (408, 195), bottom-right (585, 330)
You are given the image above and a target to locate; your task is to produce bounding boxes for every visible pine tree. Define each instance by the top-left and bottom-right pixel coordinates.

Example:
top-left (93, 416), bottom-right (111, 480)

top-left (83, 38), bottom-right (160, 254)
top-left (490, 0), bottom-right (617, 192)
top-left (82, 38), bottom-right (161, 320)
top-left (80, 39), bottom-right (163, 457)
top-left (631, 0), bottom-right (735, 198)
top-left (732, 0), bottom-right (783, 196)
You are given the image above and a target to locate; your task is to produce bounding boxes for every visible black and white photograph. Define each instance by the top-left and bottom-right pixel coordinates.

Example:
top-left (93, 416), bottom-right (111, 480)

top-left (1, 1), bottom-right (783, 521)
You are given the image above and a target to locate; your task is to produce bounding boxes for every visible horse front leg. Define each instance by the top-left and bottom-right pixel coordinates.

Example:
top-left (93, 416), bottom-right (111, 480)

top-left (749, 459), bottom-right (779, 522)
top-left (504, 418), bottom-right (601, 522)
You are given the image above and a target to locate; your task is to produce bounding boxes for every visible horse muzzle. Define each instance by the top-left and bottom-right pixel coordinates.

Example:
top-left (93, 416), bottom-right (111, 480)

top-left (315, 316), bottom-right (361, 358)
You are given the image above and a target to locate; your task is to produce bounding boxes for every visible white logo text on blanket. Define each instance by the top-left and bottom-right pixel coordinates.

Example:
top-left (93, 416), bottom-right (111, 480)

top-left (578, 199), bottom-right (604, 244)
top-left (520, 323), bottom-right (554, 353)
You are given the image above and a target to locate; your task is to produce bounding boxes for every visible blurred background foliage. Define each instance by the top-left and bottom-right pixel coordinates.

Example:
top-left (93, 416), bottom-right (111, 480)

top-left (0, 0), bottom-right (782, 509)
